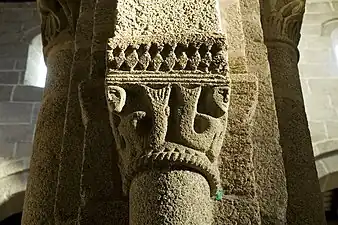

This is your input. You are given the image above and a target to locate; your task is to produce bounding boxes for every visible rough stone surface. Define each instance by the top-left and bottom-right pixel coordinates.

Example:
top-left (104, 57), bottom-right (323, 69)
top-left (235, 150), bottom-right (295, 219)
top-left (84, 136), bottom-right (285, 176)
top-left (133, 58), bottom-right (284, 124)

top-left (130, 170), bottom-right (212, 225)
top-left (20, 0), bottom-right (82, 223)
top-left (22, 46), bottom-right (74, 225)
top-left (7, 0), bottom-right (329, 224)
top-left (261, 0), bottom-right (327, 224)
top-left (53, 0), bottom-right (94, 222)
top-left (78, 78), bottom-right (127, 225)
top-left (114, 0), bottom-right (221, 38)
top-left (105, 0), bottom-right (234, 224)
top-left (76, 1), bottom-right (129, 224)
top-left (232, 0), bottom-right (289, 224)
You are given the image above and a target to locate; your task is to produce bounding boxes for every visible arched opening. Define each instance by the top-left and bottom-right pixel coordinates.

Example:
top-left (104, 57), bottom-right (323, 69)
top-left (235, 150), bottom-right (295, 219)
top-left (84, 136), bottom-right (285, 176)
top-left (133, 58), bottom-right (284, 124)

top-left (23, 34), bottom-right (47, 88)
top-left (0, 158), bottom-right (28, 223)
top-left (314, 140), bottom-right (338, 223)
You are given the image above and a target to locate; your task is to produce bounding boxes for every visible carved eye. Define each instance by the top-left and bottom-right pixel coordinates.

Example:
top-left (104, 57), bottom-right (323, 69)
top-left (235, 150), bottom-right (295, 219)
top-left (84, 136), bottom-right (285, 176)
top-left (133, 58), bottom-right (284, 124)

top-left (216, 87), bottom-right (229, 103)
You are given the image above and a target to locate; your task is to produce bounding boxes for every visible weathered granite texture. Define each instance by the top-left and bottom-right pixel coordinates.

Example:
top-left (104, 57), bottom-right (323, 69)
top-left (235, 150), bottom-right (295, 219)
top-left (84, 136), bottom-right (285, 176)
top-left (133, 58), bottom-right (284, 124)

top-left (53, 0), bottom-right (93, 223)
top-left (22, 42), bottom-right (74, 225)
top-left (217, 0), bottom-right (289, 224)
top-left (237, 0), bottom-right (289, 224)
top-left (21, 0), bottom-right (327, 224)
top-left (261, 0), bottom-right (327, 224)
top-left (22, 0), bottom-right (78, 224)
top-left (130, 170), bottom-right (212, 225)
top-left (105, 0), bottom-right (232, 224)
top-left (77, 1), bottom-right (128, 224)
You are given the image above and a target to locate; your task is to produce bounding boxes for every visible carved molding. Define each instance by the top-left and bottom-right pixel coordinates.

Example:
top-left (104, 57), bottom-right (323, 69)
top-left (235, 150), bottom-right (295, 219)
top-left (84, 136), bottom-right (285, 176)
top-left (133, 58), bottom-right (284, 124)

top-left (106, 34), bottom-right (230, 197)
top-left (107, 34), bottom-right (228, 74)
top-left (263, 0), bottom-right (305, 48)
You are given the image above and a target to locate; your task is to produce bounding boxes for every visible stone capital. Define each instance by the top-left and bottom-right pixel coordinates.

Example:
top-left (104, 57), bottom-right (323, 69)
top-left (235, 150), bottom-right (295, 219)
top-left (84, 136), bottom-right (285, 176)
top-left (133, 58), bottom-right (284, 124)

top-left (262, 0), bottom-right (305, 48)
top-left (106, 33), bottom-right (230, 197)
top-left (37, 0), bottom-right (80, 54)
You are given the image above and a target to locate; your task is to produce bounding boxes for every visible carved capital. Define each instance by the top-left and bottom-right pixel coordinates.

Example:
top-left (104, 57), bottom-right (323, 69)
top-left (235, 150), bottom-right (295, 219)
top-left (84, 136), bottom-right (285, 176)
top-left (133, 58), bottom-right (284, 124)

top-left (37, 0), bottom-right (80, 48)
top-left (263, 0), bottom-right (305, 47)
top-left (106, 34), bottom-right (230, 197)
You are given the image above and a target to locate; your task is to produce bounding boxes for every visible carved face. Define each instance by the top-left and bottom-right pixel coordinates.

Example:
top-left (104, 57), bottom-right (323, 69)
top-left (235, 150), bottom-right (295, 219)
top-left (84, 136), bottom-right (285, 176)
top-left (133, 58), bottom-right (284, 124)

top-left (107, 83), bottom-right (229, 155)
top-left (107, 86), bottom-right (126, 113)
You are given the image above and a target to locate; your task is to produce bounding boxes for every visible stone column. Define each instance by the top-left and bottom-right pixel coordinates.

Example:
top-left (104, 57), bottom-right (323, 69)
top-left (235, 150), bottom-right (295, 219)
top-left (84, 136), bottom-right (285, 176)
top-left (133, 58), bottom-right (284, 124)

top-left (261, 0), bottom-right (327, 224)
top-left (22, 0), bottom-right (79, 224)
top-left (105, 1), bottom-right (230, 224)
top-left (53, 0), bottom-right (93, 223)
top-left (218, 0), bottom-right (286, 224)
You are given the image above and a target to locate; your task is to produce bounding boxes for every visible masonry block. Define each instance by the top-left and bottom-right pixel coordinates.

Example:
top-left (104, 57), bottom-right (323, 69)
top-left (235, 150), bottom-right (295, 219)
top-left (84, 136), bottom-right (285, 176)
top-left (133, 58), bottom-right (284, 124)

top-left (330, 93), bottom-right (338, 109)
top-left (298, 63), bottom-right (335, 78)
top-left (12, 85), bottom-right (43, 102)
top-left (0, 124), bottom-right (34, 143)
top-left (0, 72), bottom-right (20, 84)
top-left (0, 141), bottom-right (15, 158)
top-left (305, 2), bottom-right (332, 13)
top-left (0, 43), bottom-right (29, 58)
top-left (300, 49), bottom-right (332, 63)
top-left (303, 93), bottom-right (338, 120)
top-left (308, 121), bottom-right (327, 143)
top-left (0, 21), bottom-right (22, 34)
top-left (326, 121), bottom-right (338, 139)
top-left (0, 85), bottom-right (13, 101)
top-left (0, 102), bottom-right (33, 123)
top-left (300, 24), bottom-right (321, 36)
top-left (316, 139), bottom-right (338, 156)
top-left (0, 58), bottom-right (15, 70)
top-left (308, 78), bottom-right (338, 95)
top-left (305, 36), bottom-right (331, 50)
top-left (14, 58), bottom-right (27, 70)
top-left (0, 30), bottom-right (23, 45)
top-left (31, 103), bottom-right (41, 123)
top-left (1, 9), bottom-right (34, 23)
top-left (303, 13), bottom-right (337, 25)
top-left (16, 142), bottom-right (33, 158)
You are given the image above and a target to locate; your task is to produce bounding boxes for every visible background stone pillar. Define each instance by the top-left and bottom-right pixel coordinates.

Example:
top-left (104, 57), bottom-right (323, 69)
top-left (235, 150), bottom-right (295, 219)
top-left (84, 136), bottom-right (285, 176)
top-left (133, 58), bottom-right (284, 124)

top-left (219, 0), bottom-right (290, 224)
top-left (261, 0), bottom-right (327, 224)
top-left (21, 0), bottom-right (79, 223)
top-left (53, 0), bottom-right (93, 224)
top-left (77, 0), bottom-right (128, 224)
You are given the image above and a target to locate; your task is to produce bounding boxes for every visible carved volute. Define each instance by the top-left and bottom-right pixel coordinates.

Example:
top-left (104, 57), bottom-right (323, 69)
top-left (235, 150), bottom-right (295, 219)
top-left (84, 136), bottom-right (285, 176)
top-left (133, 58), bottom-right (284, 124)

top-left (106, 34), bottom-right (230, 197)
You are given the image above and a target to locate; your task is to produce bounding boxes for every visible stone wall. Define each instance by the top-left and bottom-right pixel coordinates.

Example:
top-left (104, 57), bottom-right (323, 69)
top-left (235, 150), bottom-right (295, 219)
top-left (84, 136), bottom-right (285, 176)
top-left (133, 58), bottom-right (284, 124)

top-left (299, 0), bottom-right (338, 195)
top-left (0, 2), bottom-right (42, 221)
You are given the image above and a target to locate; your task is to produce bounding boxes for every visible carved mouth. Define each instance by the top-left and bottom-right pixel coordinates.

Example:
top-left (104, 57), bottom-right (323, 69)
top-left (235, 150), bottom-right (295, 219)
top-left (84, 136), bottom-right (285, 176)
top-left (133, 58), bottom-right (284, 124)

top-left (123, 142), bottom-right (222, 197)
